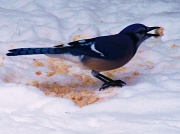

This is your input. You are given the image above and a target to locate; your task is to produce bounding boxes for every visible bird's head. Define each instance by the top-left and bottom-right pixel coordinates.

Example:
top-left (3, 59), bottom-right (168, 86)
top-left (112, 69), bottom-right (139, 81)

top-left (120, 23), bottom-right (162, 49)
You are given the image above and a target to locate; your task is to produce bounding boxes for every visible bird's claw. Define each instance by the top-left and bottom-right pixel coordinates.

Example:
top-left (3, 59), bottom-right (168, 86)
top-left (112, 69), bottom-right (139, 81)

top-left (99, 80), bottom-right (126, 91)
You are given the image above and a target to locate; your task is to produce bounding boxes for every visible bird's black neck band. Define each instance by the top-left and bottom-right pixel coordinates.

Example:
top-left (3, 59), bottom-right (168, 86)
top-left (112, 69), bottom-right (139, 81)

top-left (127, 33), bottom-right (138, 45)
top-left (127, 33), bottom-right (139, 55)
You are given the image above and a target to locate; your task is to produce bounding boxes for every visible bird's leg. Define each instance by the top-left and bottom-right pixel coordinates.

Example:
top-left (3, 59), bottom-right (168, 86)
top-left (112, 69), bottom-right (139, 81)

top-left (91, 70), bottom-right (126, 91)
top-left (91, 70), bottom-right (109, 83)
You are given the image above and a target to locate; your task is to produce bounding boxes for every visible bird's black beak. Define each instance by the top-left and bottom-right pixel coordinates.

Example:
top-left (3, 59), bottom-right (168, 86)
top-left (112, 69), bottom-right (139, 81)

top-left (146, 26), bottom-right (161, 37)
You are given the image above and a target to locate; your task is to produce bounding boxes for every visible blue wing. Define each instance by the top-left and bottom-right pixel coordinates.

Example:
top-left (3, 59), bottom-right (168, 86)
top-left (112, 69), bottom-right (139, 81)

top-left (54, 37), bottom-right (106, 58)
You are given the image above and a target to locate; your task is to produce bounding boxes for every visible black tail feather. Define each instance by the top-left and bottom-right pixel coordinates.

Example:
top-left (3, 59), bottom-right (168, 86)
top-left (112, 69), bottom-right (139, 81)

top-left (6, 48), bottom-right (59, 56)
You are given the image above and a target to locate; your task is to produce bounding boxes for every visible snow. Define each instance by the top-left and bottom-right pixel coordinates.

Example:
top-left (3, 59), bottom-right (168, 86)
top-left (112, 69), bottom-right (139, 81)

top-left (0, 0), bottom-right (180, 133)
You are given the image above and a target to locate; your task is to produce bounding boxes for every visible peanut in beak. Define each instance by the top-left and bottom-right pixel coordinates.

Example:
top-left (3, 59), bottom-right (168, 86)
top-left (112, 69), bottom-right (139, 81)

top-left (155, 27), bottom-right (164, 37)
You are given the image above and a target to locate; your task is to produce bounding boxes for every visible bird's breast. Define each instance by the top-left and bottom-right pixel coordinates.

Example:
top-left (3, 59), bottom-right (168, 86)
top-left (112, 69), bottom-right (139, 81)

top-left (82, 54), bottom-right (134, 72)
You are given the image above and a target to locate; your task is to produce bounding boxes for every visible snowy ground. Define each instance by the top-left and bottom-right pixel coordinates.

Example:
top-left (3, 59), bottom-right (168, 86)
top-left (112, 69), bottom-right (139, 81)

top-left (0, 0), bottom-right (180, 133)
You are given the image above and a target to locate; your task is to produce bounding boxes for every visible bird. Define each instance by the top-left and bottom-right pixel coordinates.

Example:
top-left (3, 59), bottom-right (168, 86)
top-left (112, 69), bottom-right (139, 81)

top-left (6, 23), bottom-right (161, 90)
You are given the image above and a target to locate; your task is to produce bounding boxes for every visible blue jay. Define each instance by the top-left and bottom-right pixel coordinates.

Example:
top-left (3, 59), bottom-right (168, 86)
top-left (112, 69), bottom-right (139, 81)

top-left (7, 23), bottom-right (161, 90)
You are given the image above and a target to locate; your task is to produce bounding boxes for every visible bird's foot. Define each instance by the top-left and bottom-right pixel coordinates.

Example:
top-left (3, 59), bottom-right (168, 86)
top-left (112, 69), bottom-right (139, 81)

top-left (99, 80), bottom-right (126, 91)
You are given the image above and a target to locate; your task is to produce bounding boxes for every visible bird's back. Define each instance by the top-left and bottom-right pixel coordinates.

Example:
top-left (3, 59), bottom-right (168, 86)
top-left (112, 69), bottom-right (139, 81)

top-left (95, 34), bottom-right (135, 59)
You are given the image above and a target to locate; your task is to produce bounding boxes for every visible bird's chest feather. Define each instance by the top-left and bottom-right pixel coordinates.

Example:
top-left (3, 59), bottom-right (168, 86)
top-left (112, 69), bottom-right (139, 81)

top-left (82, 49), bottom-right (134, 72)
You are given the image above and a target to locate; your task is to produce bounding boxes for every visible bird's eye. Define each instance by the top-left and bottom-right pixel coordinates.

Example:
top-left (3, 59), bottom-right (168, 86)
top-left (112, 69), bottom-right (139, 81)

top-left (138, 31), bottom-right (144, 34)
